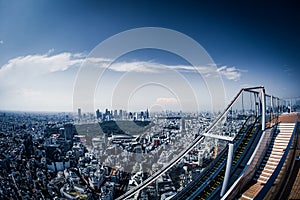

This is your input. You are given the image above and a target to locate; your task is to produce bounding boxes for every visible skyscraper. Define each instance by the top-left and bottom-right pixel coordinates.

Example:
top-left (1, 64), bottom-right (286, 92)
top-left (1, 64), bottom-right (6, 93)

top-left (114, 110), bottom-right (118, 117)
top-left (64, 124), bottom-right (74, 140)
top-left (78, 108), bottom-right (82, 119)
top-left (96, 109), bottom-right (101, 119)
top-left (119, 109), bottom-right (123, 119)
top-left (146, 109), bottom-right (149, 119)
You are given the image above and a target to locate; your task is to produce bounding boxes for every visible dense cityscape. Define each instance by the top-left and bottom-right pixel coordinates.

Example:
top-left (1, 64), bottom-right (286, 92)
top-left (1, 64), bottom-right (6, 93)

top-left (0, 108), bottom-right (246, 199)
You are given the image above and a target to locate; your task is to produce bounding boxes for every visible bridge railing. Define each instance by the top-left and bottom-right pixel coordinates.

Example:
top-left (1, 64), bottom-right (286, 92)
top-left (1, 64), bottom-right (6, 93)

top-left (284, 97), bottom-right (300, 112)
top-left (203, 87), bottom-right (264, 149)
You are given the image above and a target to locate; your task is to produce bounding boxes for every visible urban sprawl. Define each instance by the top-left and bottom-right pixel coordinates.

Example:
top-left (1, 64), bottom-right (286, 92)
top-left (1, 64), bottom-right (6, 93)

top-left (0, 108), bottom-right (245, 199)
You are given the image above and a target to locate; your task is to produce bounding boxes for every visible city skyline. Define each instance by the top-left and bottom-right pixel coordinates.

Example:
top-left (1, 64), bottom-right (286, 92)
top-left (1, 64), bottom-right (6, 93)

top-left (0, 1), bottom-right (299, 112)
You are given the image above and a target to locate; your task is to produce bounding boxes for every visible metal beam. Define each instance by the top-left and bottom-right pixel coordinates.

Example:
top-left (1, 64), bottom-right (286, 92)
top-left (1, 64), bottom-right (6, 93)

top-left (261, 88), bottom-right (266, 131)
top-left (203, 133), bottom-right (234, 141)
top-left (220, 142), bottom-right (234, 197)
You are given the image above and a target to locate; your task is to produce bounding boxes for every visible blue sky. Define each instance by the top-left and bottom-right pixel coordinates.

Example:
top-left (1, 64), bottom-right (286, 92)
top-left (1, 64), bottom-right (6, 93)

top-left (0, 0), bottom-right (299, 112)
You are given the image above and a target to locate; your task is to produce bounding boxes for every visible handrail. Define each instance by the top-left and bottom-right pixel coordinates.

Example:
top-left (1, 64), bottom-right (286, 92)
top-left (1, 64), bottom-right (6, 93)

top-left (116, 135), bottom-right (205, 199)
top-left (182, 116), bottom-right (260, 200)
top-left (221, 125), bottom-right (277, 200)
top-left (254, 115), bottom-right (299, 200)
top-left (172, 115), bottom-right (257, 199)
top-left (117, 88), bottom-right (251, 199)
top-left (204, 87), bottom-right (261, 134)
top-left (277, 114), bottom-right (299, 199)
top-left (243, 86), bottom-right (264, 92)
top-left (205, 88), bottom-right (244, 134)
top-left (116, 87), bottom-right (280, 199)
top-left (231, 119), bottom-right (261, 170)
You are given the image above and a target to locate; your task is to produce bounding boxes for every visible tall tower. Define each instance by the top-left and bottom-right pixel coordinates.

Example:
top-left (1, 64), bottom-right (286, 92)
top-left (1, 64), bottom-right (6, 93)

top-left (181, 119), bottom-right (186, 131)
top-left (114, 109), bottom-right (118, 118)
top-left (78, 108), bottom-right (82, 119)
top-left (119, 109), bottom-right (123, 119)
top-left (96, 109), bottom-right (101, 119)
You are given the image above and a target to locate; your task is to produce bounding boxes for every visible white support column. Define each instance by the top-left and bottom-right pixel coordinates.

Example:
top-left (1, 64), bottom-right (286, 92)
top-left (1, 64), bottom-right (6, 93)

top-left (270, 95), bottom-right (273, 125)
top-left (261, 88), bottom-right (266, 131)
top-left (271, 95), bottom-right (273, 113)
top-left (276, 97), bottom-right (279, 114)
top-left (220, 142), bottom-right (234, 197)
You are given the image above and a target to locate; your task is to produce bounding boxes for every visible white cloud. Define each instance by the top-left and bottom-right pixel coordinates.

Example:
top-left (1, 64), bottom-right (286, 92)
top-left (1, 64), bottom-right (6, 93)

top-left (100, 61), bottom-right (243, 82)
top-left (108, 62), bottom-right (215, 75)
top-left (0, 51), bottom-right (86, 111)
top-left (156, 97), bottom-right (178, 104)
top-left (217, 66), bottom-right (243, 81)
top-left (110, 61), bottom-right (162, 73)
top-left (75, 56), bottom-right (244, 82)
top-left (0, 51), bottom-right (85, 77)
top-left (0, 51), bottom-right (243, 111)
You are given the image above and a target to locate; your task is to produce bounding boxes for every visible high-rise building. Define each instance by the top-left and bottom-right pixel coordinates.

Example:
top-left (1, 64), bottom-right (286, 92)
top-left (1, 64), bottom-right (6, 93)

top-left (64, 124), bottom-right (74, 140)
top-left (146, 109), bottom-right (149, 119)
top-left (114, 110), bottom-right (118, 117)
top-left (78, 108), bottom-right (82, 119)
top-left (105, 108), bottom-right (110, 116)
top-left (181, 119), bottom-right (186, 131)
top-left (140, 111), bottom-right (144, 119)
top-left (119, 109), bottom-right (123, 118)
top-left (96, 109), bottom-right (101, 119)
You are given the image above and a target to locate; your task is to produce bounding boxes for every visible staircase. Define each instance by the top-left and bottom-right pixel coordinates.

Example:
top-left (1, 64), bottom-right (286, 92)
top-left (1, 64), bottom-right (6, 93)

top-left (240, 123), bottom-right (295, 200)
